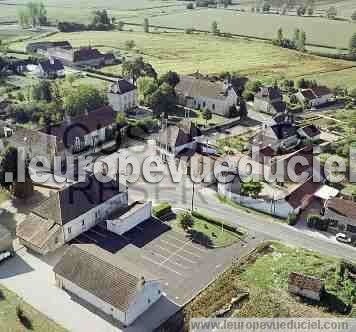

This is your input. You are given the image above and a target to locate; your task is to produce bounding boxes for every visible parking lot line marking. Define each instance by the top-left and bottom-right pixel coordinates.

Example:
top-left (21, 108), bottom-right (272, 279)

top-left (160, 239), bottom-right (193, 267)
top-left (150, 250), bottom-right (190, 269)
top-left (155, 246), bottom-right (197, 264)
top-left (160, 240), bottom-right (201, 258)
top-left (167, 232), bottom-right (209, 253)
top-left (81, 233), bottom-right (98, 243)
top-left (141, 255), bottom-right (184, 276)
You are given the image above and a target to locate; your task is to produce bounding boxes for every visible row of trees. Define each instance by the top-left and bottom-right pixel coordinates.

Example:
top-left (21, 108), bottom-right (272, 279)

top-left (58, 9), bottom-right (114, 32)
top-left (273, 27), bottom-right (306, 51)
top-left (18, 1), bottom-right (47, 28)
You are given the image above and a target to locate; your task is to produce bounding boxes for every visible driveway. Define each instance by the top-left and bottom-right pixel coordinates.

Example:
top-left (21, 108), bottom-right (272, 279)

top-left (0, 246), bottom-right (179, 332)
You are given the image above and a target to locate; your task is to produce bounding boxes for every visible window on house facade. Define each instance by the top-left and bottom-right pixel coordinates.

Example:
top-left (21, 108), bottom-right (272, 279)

top-left (148, 298), bottom-right (151, 304)
top-left (82, 220), bottom-right (85, 226)
top-left (68, 227), bottom-right (72, 234)
top-left (347, 224), bottom-right (356, 234)
top-left (203, 101), bottom-right (206, 107)
top-left (158, 290), bottom-right (161, 295)
top-left (212, 104), bottom-right (215, 110)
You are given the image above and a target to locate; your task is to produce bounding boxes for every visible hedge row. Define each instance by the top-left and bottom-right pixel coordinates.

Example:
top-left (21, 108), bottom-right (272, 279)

top-left (192, 211), bottom-right (244, 236)
top-left (153, 202), bottom-right (172, 218)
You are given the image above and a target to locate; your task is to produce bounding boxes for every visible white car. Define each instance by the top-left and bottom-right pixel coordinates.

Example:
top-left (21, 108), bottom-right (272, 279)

top-left (336, 233), bottom-right (352, 244)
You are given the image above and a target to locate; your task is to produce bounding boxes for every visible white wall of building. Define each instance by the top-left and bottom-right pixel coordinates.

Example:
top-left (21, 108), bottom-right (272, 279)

top-left (107, 202), bottom-right (152, 236)
top-left (56, 275), bottom-right (127, 324)
top-left (108, 90), bottom-right (138, 113)
top-left (218, 182), bottom-right (297, 219)
top-left (126, 280), bottom-right (162, 325)
top-left (63, 192), bottom-right (128, 242)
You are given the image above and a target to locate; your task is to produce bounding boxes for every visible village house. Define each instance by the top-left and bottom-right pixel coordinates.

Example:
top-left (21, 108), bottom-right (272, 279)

top-left (324, 198), bottom-right (356, 239)
top-left (26, 41), bottom-right (72, 56)
top-left (47, 46), bottom-right (114, 68)
top-left (253, 86), bottom-right (286, 115)
top-left (16, 173), bottom-right (128, 255)
top-left (53, 244), bottom-right (162, 326)
top-left (36, 58), bottom-right (65, 79)
top-left (175, 75), bottom-right (239, 117)
top-left (157, 119), bottom-right (202, 161)
top-left (288, 272), bottom-right (324, 301)
top-left (107, 79), bottom-right (138, 112)
top-left (293, 86), bottom-right (334, 108)
top-left (6, 106), bottom-right (117, 167)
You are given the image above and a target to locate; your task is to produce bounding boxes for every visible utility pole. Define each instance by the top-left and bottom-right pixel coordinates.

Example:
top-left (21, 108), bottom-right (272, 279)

top-left (191, 182), bottom-right (195, 211)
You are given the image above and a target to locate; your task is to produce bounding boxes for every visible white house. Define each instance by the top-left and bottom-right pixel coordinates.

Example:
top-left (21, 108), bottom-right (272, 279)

top-left (253, 86), bottom-right (286, 115)
top-left (107, 79), bottom-right (138, 113)
top-left (294, 86), bottom-right (333, 108)
top-left (157, 119), bottom-right (201, 161)
top-left (107, 201), bottom-right (152, 236)
top-left (53, 244), bottom-right (162, 326)
top-left (175, 75), bottom-right (239, 117)
top-left (16, 173), bottom-right (128, 255)
top-left (36, 58), bottom-right (65, 79)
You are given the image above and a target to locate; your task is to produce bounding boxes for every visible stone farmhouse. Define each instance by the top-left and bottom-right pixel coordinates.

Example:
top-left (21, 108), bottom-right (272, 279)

top-left (26, 41), bottom-right (72, 56)
top-left (175, 75), bottom-right (239, 117)
top-left (107, 79), bottom-right (138, 113)
top-left (54, 244), bottom-right (162, 326)
top-left (253, 86), bottom-right (286, 115)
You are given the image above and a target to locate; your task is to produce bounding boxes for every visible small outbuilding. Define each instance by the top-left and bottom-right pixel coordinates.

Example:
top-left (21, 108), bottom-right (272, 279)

top-left (288, 272), bottom-right (324, 301)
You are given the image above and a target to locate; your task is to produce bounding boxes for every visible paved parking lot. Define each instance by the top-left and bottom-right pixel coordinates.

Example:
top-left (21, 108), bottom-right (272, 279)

top-left (70, 218), bottom-right (264, 305)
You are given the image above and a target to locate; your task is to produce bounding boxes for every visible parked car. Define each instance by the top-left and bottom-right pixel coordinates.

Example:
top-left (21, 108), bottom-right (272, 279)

top-left (336, 233), bottom-right (352, 244)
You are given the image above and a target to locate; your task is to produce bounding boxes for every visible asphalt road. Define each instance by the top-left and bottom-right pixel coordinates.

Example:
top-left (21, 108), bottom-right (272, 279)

top-left (129, 177), bottom-right (356, 262)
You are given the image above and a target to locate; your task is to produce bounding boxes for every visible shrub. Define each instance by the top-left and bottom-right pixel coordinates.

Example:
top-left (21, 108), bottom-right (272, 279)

top-left (287, 213), bottom-right (298, 226)
top-left (307, 214), bottom-right (323, 229)
top-left (186, 3), bottom-right (194, 9)
top-left (178, 212), bottom-right (194, 231)
top-left (152, 202), bottom-right (172, 218)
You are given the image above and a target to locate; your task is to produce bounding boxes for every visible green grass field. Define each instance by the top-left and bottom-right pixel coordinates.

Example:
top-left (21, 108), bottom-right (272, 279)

top-left (303, 67), bottom-right (356, 89)
top-left (0, 285), bottom-right (67, 332)
top-left (124, 9), bottom-right (356, 48)
top-left (13, 30), bottom-right (354, 81)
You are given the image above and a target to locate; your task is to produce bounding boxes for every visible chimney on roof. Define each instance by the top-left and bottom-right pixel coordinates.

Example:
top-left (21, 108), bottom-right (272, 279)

top-left (138, 276), bottom-right (146, 289)
top-left (49, 57), bottom-right (54, 65)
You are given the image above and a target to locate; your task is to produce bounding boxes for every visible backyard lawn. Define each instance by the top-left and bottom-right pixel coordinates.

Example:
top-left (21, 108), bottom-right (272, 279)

top-left (184, 241), bottom-right (356, 323)
top-left (0, 191), bottom-right (10, 205)
top-left (12, 31), bottom-right (354, 80)
top-left (172, 211), bottom-right (241, 248)
top-left (0, 284), bottom-right (67, 332)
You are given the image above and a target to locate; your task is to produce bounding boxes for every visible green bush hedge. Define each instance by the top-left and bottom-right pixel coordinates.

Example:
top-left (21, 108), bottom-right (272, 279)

top-left (192, 211), bottom-right (244, 236)
top-left (152, 202), bottom-right (172, 218)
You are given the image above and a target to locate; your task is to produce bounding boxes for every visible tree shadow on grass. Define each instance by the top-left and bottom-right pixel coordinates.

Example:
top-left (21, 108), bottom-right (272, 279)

top-left (320, 291), bottom-right (352, 315)
top-left (187, 229), bottom-right (213, 248)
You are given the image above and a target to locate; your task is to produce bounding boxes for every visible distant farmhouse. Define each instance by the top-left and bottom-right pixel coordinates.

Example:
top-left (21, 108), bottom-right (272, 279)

top-left (254, 85), bottom-right (286, 115)
top-left (36, 58), bottom-right (65, 79)
top-left (48, 46), bottom-right (115, 68)
top-left (293, 86), bottom-right (334, 108)
top-left (54, 244), bottom-right (162, 326)
top-left (26, 41), bottom-right (72, 56)
top-left (107, 79), bottom-right (138, 113)
top-left (175, 75), bottom-right (239, 117)
top-left (5, 106), bottom-right (117, 166)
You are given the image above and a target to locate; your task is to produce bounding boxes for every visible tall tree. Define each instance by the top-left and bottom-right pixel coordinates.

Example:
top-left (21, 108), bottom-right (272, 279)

top-left (211, 21), bottom-right (219, 35)
top-left (350, 33), bottom-right (356, 55)
top-left (158, 71), bottom-right (180, 88)
top-left (277, 27), bottom-right (283, 43)
top-left (122, 57), bottom-right (157, 84)
top-left (202, 109), bottom-right (212, 126)
top-left (352, 11), bottom-right (356, 22)
top-left (143, 18), bottom-right (149, 33)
